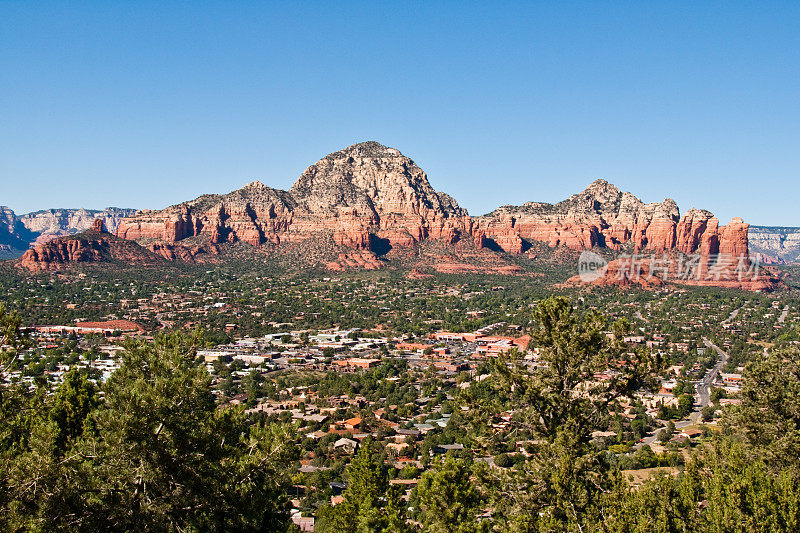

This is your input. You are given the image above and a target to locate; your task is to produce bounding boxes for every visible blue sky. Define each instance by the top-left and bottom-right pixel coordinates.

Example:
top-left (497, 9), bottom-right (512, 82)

top-left (2, 1), bottom-right (799, 225)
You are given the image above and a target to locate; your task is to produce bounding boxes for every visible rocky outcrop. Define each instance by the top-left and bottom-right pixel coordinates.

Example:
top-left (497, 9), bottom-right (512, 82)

top-left (325, 251), bottom-right (384, 271)
top-left (288, 142), bottom-right (473, 248)
top-left (108, 141), bottom-right (765, 290)
top-left (113, 147), bottom-right (756, 270)
top-left (561, 207), bottom-right (780, 291)
top-left (117, 183), bottom-right (295, 246)
top-left (479, 179), bottom-right (773, 290)
top-left (477, 180), bottom-right (752, 265)
top-left (566, 252), bottom-right (781, 292)
top-left (477, 180), bottom-right (684, 253)
top-left (17, 219), bottom-right (165, 271)
top-left (116, 142), bottom-right (477, 255)
top-left (91, 218), bottom-right (106, 233)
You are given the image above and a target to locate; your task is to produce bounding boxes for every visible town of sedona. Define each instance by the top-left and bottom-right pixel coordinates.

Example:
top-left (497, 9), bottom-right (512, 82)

top-left (2, 2), bottom-right (800, 532)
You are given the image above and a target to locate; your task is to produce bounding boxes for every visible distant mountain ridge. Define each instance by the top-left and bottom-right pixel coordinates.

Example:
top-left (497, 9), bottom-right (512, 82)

top-left (0, 206), bottom-right (136, 257)
top-left (114, 143), bottom-right (751, 260)
top-left (0, 207), bottom-right (34, 257)
top-left (7, 141), bottom-right (786, 290)
top-left (748, 226), bottom-right (800, 264)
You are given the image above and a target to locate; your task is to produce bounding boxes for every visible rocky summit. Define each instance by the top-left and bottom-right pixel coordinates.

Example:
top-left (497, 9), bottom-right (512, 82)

top-left (10, 141), bottom-right (776, 290)
top-left (116, 141), bottom-right (480, 257)
top-left (476, 179), bottom-right (748, 257)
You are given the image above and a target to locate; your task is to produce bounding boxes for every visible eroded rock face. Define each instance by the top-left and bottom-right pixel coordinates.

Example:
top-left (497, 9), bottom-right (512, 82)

top-left (478, 180), bottom-right (683, 253)
top-left (17, 219), bottom-right (164, 271)
top-left (111, 142), bottom-right (756, 290)
top-left (476, 180), bottom-right (752, 265)
top-left (18, 207), bottom-right (137, 246)
top-left (91, 218), bottom-right (106, 233)
top-left (565, 251), bottom-right (780, 292)
top-left (747, 226), bottom-right (800, 264)
top-left (324, 250), bottom-right (383, 271)
top-left (116, 141), bottom-right (476, 254)
top-left (116, 183), bottom-right (295, 245)
top-left (147, 242), bottom-right (220, 262)
top-left (561, 208), bottom-right (778, 291)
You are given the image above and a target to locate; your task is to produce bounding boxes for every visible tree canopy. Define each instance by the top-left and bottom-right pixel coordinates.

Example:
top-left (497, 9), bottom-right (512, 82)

top-left (1, 331), bottom-right (296, 532)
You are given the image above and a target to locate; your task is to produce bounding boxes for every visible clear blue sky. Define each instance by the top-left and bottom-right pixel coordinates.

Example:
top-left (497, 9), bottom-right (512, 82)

top-left (2, 1), bottom-right (799, 225)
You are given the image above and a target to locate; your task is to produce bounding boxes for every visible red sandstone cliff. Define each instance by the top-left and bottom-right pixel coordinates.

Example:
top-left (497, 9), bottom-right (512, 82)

top-left (116, 142), bottom-right (479, 256)
top-left (478, 180), bottom-right (768, 290)
top-left (477, 180), bottom-right (684, 252)
top-left (108, 141), bottom-right (764, 288)
top-left (115, 147), bottom-right (753, 268)
top-left (564, 251), bottom-right (781, 292)
top-left (17, 218), bottom-right (166, 271)
top-left (476, 180), bottom-right (752, 264)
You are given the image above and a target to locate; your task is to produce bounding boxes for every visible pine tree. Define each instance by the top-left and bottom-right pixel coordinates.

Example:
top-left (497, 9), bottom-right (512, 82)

top-left (462, 296), bottom-right (660, 531)
top-left (411, 454), bottom-right (487, 532)
top-left (316, 438), bottom-right (408, 533)
top-left (1, 331), bottom-right (296, 532)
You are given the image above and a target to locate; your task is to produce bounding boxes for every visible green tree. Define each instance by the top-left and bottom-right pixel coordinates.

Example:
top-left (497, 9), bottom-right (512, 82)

top-left (710, 387), bottom-right (727, 404)
top-left (49, 369), bottom-right (99, 452)
top-left (633, 445), bottom-right (658, 469)
top-left (724, 346), bottom-right (800, 471)
top-left (316, 438), bottom-right (408, 533)
top-left (607, 345), bottom-right (800, 532)
top-left (462, 297), bottom-right (660, 531)
top-left (411, 455), bottom-right (486, 533)
top-left (605, 441), bottom-right (800, 533)
top-left (677, 394), bottom-right (695, 418)
top-left (603, 457), bottom-right (703, 532)
top-left (243, 369), bottom-right (263, 408)
top-left (2, 331), bottom-right (295, 532)
top-left (0, 303), bottom-right (26, 370)
top-left (658, 421), bottom-right (676, 444)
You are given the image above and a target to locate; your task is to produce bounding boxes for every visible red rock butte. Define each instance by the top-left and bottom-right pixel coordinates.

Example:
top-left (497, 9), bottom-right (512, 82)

top-left (116, 141), bottom-right (480, 257)
top-left (17, 141), bottom-right (773, 290)
top-left (17, 218), bottom-right (166, 271)
top-left (477, 180), bottom-right (750, 258)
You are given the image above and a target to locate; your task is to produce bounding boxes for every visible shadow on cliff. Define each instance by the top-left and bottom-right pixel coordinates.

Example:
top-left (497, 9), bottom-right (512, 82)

top-left (368, 234), bottom-right (393, 256)
top-left (483, 237), bottom-right (533, 254)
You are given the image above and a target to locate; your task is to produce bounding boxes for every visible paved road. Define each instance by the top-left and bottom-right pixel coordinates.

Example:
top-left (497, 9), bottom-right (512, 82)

top-left (720, 307), bottom-right (740, 327)
top-left (638, 418), bottom-right (694, 447)
top-left (635, 337), bottom-right (729, 449)
top-left (699, 337), bottom-right (728, 407)
top-left (155, 312), bottom-right (174, 329)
